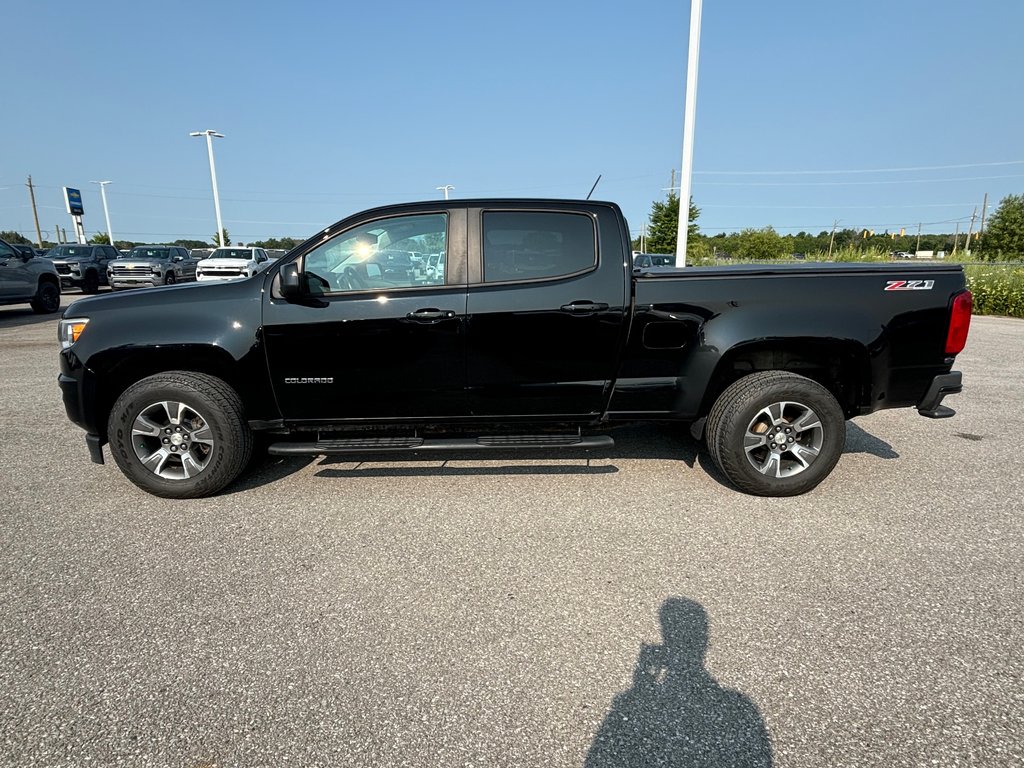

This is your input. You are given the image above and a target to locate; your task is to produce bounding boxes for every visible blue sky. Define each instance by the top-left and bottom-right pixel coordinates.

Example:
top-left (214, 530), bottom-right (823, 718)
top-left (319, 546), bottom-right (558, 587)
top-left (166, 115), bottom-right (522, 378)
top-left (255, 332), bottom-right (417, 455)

top-left (2, 0), bottom-right (1022, 245)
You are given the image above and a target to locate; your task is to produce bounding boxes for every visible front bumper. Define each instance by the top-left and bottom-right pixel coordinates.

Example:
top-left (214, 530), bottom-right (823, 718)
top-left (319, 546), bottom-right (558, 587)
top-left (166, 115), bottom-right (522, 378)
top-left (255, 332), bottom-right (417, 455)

top-left (917, 371), bottom-right (962, 418)
top-left (109, 275), bottom-right (164, 289)
top-left (58, 356), bottom-right (107, 463)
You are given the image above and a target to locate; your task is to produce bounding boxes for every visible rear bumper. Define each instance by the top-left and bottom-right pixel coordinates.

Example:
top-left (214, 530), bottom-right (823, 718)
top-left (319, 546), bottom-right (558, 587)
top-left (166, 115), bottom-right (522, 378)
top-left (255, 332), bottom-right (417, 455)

top-left (917, 371), bottom-right (962, 418)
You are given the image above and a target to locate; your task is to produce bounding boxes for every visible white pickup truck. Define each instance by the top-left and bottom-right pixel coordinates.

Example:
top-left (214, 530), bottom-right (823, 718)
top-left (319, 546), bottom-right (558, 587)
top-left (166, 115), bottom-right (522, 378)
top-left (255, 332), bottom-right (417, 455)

top-left (196, 247), bottom-right (272, 282)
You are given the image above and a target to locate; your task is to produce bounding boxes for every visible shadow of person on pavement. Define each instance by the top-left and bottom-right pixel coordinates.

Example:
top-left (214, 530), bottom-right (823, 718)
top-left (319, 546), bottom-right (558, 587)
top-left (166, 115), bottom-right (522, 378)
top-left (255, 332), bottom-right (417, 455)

top-left (586, 597), bottom-right (772, 768)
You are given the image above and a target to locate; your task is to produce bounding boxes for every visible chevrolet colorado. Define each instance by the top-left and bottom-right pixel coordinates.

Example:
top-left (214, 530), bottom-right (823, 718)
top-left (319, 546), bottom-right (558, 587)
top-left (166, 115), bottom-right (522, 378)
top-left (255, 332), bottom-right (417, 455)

top-left (57, 199), bottom-right (971, 498)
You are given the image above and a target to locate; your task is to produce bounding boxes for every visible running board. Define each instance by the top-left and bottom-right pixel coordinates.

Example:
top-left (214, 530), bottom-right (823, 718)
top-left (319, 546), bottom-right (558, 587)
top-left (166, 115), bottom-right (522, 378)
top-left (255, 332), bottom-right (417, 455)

top-left (267, 434), bottom-right (614, 456)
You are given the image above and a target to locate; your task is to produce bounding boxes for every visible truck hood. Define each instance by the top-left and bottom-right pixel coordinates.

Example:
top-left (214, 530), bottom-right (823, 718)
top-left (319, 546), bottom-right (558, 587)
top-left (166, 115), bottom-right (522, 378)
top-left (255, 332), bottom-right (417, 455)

top-left (110, 259), bottom-right (164, 269)
top-left (199, 258), bottom-right (254, 268)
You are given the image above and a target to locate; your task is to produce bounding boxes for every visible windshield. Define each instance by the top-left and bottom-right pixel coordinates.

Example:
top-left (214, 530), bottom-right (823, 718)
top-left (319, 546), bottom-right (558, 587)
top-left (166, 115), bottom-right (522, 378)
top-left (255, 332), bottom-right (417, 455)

top-left (45, 246), bottom-right (92, 258)
top-left (210, 249), bottom-right (254, 259)
top-left (126, 248), bottom-right (171, 260)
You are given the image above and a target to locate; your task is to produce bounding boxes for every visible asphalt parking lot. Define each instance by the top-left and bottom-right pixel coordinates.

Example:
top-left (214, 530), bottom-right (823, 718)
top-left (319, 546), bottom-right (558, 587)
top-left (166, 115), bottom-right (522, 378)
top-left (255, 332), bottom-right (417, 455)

top-left (1, 294), bottom-right (1021, 767)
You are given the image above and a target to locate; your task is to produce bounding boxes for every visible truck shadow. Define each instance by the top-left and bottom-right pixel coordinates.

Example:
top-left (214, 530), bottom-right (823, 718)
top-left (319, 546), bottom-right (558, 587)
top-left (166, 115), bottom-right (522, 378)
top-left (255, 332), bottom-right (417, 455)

top-left (586, 596), bottom-right (773, 767)
top-left (228, 420), bottom-right (897, 490)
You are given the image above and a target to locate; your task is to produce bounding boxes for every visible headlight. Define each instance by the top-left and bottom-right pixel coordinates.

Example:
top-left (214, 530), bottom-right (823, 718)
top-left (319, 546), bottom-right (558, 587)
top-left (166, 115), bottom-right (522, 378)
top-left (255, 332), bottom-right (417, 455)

top-left (67, 261), bottom-right (80, 269)
top-left (151, 265), bottom-right (161, 273)
top-left (58, 318), bottom-right (89, 349)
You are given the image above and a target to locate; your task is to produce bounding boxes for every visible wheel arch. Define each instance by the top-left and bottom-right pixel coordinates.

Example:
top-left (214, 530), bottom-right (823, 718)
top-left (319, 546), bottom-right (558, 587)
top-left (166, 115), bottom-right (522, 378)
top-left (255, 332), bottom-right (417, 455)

top-left (90, 345), bottom-right (242, 440)
top-left (698, 338), bottom-right (872, 421)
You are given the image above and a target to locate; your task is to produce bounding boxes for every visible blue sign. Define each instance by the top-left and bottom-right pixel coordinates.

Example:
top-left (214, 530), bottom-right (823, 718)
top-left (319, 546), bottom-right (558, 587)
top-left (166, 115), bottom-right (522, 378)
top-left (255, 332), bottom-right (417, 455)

top-left (64, 186), bottom-right (84, 216)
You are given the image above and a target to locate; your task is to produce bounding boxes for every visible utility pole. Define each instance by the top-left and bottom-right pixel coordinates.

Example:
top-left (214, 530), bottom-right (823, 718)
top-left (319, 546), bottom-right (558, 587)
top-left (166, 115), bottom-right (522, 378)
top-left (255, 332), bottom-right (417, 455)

top-left (915, 223), bottom-right (922, 255)
top-left (964, 207), bottom-right (977, 256)
top-left (952, 221), bottom-right (960, 255)
top-left (61, 226), bottom-right (67, 244)
top-left (26, 176), bottom-right (43, 247)
top-left (827, 219), bottom-right (839, 258)
top-left (979, 192), bottom-right (989, 245)
top-left (670, 169), bottom-right (676, 195)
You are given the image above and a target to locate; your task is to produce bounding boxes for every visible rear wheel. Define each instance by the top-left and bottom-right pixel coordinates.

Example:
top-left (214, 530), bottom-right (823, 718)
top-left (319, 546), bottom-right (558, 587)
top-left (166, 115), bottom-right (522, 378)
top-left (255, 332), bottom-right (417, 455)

top-left (107, 371), bottom-right (252, 498)
top-left (705, 371), bottom-right (846, 496)
top-left (30, 280), bottom-right (60, 313)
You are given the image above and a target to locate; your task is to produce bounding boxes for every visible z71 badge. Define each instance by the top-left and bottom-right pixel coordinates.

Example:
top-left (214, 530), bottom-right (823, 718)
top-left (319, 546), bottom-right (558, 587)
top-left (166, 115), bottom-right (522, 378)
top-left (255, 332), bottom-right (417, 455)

top-left (885, 280), bottom-right (934, 291)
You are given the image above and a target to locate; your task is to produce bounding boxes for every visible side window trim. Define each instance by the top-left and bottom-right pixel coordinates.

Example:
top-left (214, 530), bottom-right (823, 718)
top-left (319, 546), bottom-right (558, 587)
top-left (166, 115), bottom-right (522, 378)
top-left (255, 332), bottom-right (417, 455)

top-left (472, 208), bottom-right (599, 287)
top-left (299, 211), bottom-right (455, 296)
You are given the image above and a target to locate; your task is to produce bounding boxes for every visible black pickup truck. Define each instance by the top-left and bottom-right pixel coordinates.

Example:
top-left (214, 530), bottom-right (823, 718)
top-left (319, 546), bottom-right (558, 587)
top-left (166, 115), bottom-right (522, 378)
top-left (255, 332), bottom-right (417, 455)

top-left (57, 199), bottom-right (972, 499)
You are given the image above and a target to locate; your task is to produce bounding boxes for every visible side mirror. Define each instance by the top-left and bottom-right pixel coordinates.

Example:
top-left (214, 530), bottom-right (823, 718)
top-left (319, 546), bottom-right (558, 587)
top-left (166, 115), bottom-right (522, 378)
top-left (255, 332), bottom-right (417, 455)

top-left (279, 262), bottom-right (302, 299)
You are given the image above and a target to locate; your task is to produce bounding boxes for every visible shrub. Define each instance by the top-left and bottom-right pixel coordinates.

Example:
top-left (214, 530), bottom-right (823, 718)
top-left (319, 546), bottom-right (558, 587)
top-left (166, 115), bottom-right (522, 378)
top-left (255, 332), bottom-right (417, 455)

top-left (964, 265), bottom-right (1024, 318)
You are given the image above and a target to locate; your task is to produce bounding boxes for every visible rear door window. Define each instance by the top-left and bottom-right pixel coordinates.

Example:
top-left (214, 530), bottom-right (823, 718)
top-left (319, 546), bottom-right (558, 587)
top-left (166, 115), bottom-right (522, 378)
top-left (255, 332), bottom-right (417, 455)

top-left (481, 211), bottom-right (596, 283)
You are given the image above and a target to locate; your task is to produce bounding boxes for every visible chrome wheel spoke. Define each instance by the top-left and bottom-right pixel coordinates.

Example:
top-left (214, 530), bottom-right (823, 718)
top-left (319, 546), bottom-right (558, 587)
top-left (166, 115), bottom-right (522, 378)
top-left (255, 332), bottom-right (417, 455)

top-left (180, 452), bottom-right (203, 479)
top-left (131, 414), bottom-right (163, 438)
top-left (160, 400), bottom-right (185, 425)
top-left (191, 425), bottom-right (214, 446)
top-left (791, 408), bottom-right (821, 434)
top-left (789, 442), bottom-right (820, 468)
top-left (756, 452), bottom-right (783, 478)
top-left (140, 447), bottom-right (172, 475)
top-left (744, 431), bottom-right (767, 453)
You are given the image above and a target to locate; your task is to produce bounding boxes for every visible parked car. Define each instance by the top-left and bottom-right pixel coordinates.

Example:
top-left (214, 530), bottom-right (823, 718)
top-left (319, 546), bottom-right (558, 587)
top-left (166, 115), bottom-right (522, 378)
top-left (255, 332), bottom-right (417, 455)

top-left (57, 198), bottom-right (972, 500)
top-left (195, 247), bottom-right (271, 282)
top-left (189, 248), bottom-right (214, 261)
top-left (44, 244), bottom-right (117, 293)
top-left (0, 237), bottom-right (61, 313)
top-left (632, 253), bottom-right (675, 269)
top-left (265, 249), bottom-right (289, 262)
top-left (107, 245), bottom-right (198, 290)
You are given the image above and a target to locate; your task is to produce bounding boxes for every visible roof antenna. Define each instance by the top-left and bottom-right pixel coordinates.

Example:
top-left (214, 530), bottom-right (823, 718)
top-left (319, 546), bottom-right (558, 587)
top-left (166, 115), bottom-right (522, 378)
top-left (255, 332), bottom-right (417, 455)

top-left (585, 174), bottom-right (602, 200)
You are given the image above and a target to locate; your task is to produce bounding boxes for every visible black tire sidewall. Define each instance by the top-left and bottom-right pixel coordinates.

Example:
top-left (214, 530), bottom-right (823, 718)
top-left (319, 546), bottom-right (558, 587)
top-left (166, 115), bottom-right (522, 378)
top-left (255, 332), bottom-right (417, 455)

top-left (165, 273), bottom-right (175, 285)
top-left (108, 375), bottom-right (248, 498)
top-left (713, 375), bottom-right (846, 496)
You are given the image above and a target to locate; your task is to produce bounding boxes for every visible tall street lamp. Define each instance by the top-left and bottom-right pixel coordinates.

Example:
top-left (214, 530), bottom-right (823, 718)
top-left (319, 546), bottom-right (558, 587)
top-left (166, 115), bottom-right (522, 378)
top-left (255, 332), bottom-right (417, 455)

top-left (189, 130), bottom-right (226, 246)
top-left (90, 180), bottom-right (114, 245)
top-left (436, 184), bottom-right (454, 200)
top-left (674, 0), bottom-right (703, 268)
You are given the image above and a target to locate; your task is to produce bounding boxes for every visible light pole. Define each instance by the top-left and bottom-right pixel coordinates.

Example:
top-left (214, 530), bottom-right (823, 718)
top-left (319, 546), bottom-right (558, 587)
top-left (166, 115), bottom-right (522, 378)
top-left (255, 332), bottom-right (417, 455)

top-left (674, 0), bottom-right (703, 268)
top-left (190, 130), bottom-right (226, 246)
top-left (436, 184), bottom-right (454, 200)
top-left (90, 181), bottom-right (114, 245)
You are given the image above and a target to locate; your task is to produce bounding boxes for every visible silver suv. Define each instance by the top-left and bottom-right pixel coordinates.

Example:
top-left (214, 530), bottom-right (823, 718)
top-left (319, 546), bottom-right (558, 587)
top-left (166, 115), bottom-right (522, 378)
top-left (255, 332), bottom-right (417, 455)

top-left (0, 238), bottom-right (61, 313)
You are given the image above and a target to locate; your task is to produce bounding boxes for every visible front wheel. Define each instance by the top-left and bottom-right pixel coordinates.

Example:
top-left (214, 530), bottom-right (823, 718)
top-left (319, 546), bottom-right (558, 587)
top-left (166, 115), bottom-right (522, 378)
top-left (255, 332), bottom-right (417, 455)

top-left (107, 371), bottom-right (252, 498)
top-left (164, 272), bottom-right (176, 285)
top-left (705, 371), bottom-right (846, 496)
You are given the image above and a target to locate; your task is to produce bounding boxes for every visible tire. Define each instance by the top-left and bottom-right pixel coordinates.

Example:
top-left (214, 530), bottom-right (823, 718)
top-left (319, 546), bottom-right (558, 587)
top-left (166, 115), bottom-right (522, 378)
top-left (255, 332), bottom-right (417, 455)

top-left (30, 280), bottom-right (60, 313)
top-left (705, 371), bottom-right (846, 497)
top-left (164, 273), bottom-right (176, 285)
top-left (107, 371), bottom-right (252, 499)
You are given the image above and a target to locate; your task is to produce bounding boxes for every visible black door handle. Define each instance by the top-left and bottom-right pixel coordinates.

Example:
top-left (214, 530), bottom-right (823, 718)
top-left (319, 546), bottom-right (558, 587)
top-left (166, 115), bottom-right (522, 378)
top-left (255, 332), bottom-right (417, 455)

top-left (406, 308), bottom-right (457, 322)
top-left (560, 302), bottom-right (609, 313)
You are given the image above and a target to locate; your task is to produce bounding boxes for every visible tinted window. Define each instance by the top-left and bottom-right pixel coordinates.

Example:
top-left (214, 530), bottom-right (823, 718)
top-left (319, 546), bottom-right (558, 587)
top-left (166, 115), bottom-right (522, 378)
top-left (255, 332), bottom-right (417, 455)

top-left (128, 248), bottom-right (172, 260)
top-left (303, 213), bottom-right (447, 294)
top-left (482, 211), bottom-right (596, 283)
top-left (48, 245), bottom-right (94, 258)
top-left (0, 241), bottom-right (15, 258)
top-left (211, 248), bottom-right (257, 259)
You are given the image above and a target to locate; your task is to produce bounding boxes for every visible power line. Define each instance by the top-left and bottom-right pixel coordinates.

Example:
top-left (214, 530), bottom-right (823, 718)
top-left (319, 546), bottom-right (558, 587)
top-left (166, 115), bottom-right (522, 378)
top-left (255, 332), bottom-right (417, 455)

top-left (694, 160), bottom-right (1024, 175)
top-left (694, 174), bottom-right (1024, 187)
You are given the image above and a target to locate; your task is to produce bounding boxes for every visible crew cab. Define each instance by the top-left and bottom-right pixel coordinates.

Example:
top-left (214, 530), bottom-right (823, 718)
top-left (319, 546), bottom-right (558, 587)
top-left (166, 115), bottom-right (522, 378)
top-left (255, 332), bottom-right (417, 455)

top-left (1, 237), bottom-right (61, 313)
top-left (45, 243), bottom-right (117, 293)
top-left (108, 245), bottom-right (198, 290)
top-left (57, 199), bottom-right (971, 499)
top-left (196, 247), bottom-right (271, 281)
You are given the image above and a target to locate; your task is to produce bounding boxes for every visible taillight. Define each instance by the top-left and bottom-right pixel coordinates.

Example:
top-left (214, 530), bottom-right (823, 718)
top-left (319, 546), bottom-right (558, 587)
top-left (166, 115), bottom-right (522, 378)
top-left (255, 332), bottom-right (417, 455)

top-left (945, 290), bottom-right (972, 355)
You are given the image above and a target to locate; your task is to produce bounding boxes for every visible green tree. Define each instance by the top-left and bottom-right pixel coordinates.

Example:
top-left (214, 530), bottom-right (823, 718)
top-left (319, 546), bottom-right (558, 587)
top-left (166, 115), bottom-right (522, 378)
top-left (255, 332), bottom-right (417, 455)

top-left (89, 232), bottom-right (111, 245)
top-left (0, 230), bottom-right (31, 245)
top-left (212, 228), bottom-right (231, 247)
top-left (645, 193), bottom-right (700, 253)
top-left (173, 239), bottom-right (210, 250)
top-left (734, 227), bottom-right (784, 260)
top-left (251, 236), bottom-right (302, 250)
top-left (981, 194), bottom-right (1024, 259)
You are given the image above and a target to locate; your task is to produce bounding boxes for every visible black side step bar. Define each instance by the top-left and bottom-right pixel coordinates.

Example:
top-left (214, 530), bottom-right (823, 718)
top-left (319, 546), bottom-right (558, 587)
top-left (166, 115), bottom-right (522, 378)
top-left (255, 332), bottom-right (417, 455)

top-left (267, 434), bottom-right (614, 456)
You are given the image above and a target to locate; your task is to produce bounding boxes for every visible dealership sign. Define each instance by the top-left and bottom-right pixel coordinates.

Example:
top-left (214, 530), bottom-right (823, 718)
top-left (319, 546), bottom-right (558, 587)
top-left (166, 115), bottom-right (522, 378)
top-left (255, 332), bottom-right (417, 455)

top-left (64, 187), bottom-right (84, 216)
